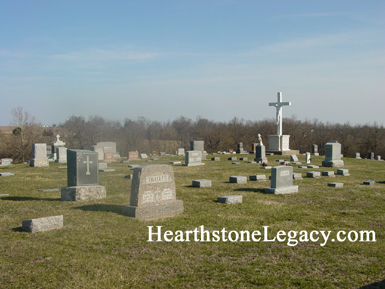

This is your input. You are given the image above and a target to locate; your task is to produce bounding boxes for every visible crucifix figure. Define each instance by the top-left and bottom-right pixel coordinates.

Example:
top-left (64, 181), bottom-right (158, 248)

top-left (83, 156), bottom-right (93, 175)
top-left (269, 92), bottom-right (291, 136)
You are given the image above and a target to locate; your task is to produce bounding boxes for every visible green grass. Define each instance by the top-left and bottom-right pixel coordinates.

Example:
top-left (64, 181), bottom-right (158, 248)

top-left (0, 154), bottom-right (384, 288)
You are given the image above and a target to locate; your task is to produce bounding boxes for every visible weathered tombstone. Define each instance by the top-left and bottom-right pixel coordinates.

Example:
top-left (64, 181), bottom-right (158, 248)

top-left (376, 155), bottom-right (382, 161)
top-left (322, 141), bottom-right (344, 167)
top-left (22, 215), bottom-right (63, 233)
top-left (249, 175), bottom-right (267, 181)
top-left (229, 176), bottom-right (247, 184)
top-left (55, 147), bottom-right (67, 163)
top-left (228, 157), bottom-right (237, 161)
top-left (312, 144), bottom-right (319, 156)
top-left (61, 150), bottom-right (106, 201)
top-left (368, 152), bottom-right (375, 160)
top-left (91, 146), bottom-right (105, 161)
top-left (128, 151), bottom-right (140, 161)
top-left (290, 155), bottom-right (299, 162)
top-left (265, 166), bottom-right (298, 194)
top-left (184, 151), bottom-right (204, 166)
top-left (322, 171), bottom-right (335, 177)
top-left (93, 141), bottom-right (120, 159)
top-left (236, 142), bottom-right (245, 154)
top-left (211, 157), bottom-right (220, 161)
top-left (354, 152), bottom-right (361, 159)
top-left (122, 165), bottom-right (183, 219)
top-left (0, 158), bottom-right (13, 166)
top-left (50, 135), bottom-right (65, 159)
top-left (306, 152), bottom-right (311, 164)
top-left (328, 182), bottom-right (344, 188)
top-left (217, 195), bottom-right (242, 204)
top-left (160, 152), bottom-right (166, 156)
top-left (307, 171), bottom-right (321, 178)
top-left (30, 143), bottom-right (49, 167)
top-left (255, 134), bottom-right (268, 163)
top-left (190, 140), bottom-right (206, 159)
top-left (104, 152), bottom-right (115, 162)
top-left (292, 173), bottom-right (302, 179)
top-left (177, 148), bottom-right (185, 156)
top-left (192, 179), bottom-right (212, 188)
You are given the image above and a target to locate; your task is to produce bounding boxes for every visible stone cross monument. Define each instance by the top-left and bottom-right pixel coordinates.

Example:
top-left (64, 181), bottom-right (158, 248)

top-left (268, 92), bottom-right (292, 152)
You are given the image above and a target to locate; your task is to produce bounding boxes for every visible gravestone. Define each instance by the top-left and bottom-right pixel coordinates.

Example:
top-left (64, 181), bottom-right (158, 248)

top-left (251, 143), bottom-right (258, 154)
top-left (265, 166), bottom-right (298, 194)
top-left (236, 142), bottom-right (245, 154)
top-left (104, 152), bottom-right (115, 162)
top-left (177, 148), bottom-right (185, 156)
top-left (140, 153), bottom-right (148, 159)
top-left (55, 147), bottom-right (67, 163)
top-left (190, 141), bottom-right (206, 159)
top-left (328, 183), bottom-right (344, 188)
top-left (307, 171), bottom-right (321, 178)
top-left (192, 179), bottom-right (212, 188)
top-left (255, 134), bottom-right (268, 163)
top-left (229, 176), bottom-right (247, 184)
top-left (0, 158), bottom-right (12, 166)
top-left (322, 171), bottom-right (335, 177)
top-left (93, 141), bottom-right (120, 159)
top-left (363, 180), bottom-right (375, 185)
top-left (122, 165), bottom-right (183, 219)
top-left (211, 157), bottom-right (220, 161)
top-left (354, 152), bottom-right (361, 159)
top-left (306, 152), bottom-right (311, 164)
top-left (290, 155), bottom-right (299, 162)
top-left (22, 215), bottom-right (63, 233)
top-left (336, 169), bottom-right (349, 176)
top-left (46, 145), bottom-right (52, 159)
top-left (312, 144), bottom-right (319, 156)
top-left (30, 143), bottom-right (49, 167)
top-left (292, 173), bottom-right (302, 179)
top-left (61, 150), bottom-right (106, 201)
top-left (91, 146), bottom-right (104, 161)
top-left (217, 195), bottom-right (242, 204)
top-left (376, 156), bottom-right (382, 161)
top-left (128, 151), bottom-right (140, 161)
top-left (249, 175), bottom-right (267, 181)
top-left (184, 151), bottom-right (204, 166)
top-left (368, 152), bottom-right (375, 160)
top-left (50, 135), bottom-right (65, 159)
top-left (322, 141), bottom-right (344, 167)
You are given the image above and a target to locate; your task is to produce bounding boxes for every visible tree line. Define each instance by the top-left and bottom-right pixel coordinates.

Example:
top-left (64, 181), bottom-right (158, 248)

top-left (2, 107), bottom-right (385, 163)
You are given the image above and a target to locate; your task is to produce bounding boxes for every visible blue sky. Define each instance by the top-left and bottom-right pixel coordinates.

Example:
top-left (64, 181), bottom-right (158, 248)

top-left (1, 1), bottom-right (384, 126)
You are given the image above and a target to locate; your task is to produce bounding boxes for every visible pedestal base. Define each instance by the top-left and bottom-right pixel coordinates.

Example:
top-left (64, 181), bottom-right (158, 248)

top-left (122, 200), bottom-right (184, 219)
top-left (30, 158), bottom-right (49, 167)
top-left (322, 160), bottom-right (344, 167)
top-left (61, 185), bottom-right (106, 201)
top-left (265, 185), bottom-right (298, 194)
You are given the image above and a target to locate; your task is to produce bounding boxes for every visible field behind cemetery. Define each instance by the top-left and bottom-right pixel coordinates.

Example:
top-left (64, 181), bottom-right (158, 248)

top-left (0, 155), bottom-right (384, 288)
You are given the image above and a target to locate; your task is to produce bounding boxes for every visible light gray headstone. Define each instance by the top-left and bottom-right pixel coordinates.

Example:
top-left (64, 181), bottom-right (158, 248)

top-left (336, 169), bottom-right (350, 176)
top-left (307, 171), bottom-right (321, 178)
top-left (322, 141), bottom-right (344, 167)
top-left (184, 151), bottom-right (204, 166)
top-left (55, 147), bottom-right (67, 163)
top-left (290, 155), bottom-right (299, 162)
top-left (265, 166), bottom-right (298, 194)
top-left (192, 179), bottom-right (212, 187)
top-left (217, 195), bottom-right (242, 204)
top-left (328, 182), bottom-right (343, 188)
top-left (229, 176), bottom-right (247, 184)
top-left (30, 143), bottom-right (49, 167)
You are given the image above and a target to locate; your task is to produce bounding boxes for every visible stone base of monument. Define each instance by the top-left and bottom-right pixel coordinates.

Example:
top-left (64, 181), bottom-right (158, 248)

top-left (266, 149), bottom-right (300, 156)
top-left (61, 185), bottom-right (106, 201)
top-left (30, 158), bottom-right (49, 167)
top-left (265, 185), bottom-right (298, 194)
top-left (122, 200), bottom-right (184, 219)
top-left (311, 153), bottom-right (320, 156)
top-left (322, 160), bottom-right (344, 167)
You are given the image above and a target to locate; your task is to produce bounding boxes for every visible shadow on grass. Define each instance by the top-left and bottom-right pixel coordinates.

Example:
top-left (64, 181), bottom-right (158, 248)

top-left (359, 279), bottom-right (385, 289)
top-left (233, 188), bottom-right (266, 194)
top-left (74, 204), bottom-right (124, 215)
top-left (2, 196), bottom-right (60, 202)
top-left (12, 227), bottom-right (24, 233)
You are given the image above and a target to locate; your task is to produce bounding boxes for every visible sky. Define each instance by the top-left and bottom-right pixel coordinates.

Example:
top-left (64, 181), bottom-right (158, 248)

top-left (1, 0), bottom-right (384, 126)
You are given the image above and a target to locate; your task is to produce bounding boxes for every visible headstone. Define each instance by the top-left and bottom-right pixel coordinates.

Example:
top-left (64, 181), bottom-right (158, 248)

top-left (177, 148), bottom-right (185, 156)
top-left (336, 169), bottom-right (350, 176)
top-left (192, 179), bottom-right (212, 188)
top-left (306, 152), bottom-right (311, 164)
top-left (228, 157), bottom-right (237, 161)
top-left (184, 151), bottom-right (205, 166)
top-left (328, 182), bottom-right (344, 188)
top-left (368, 152), bottom-right (375, 160)
top-left (312, 144), bottom-right (319, 156)
top-left (363, 180), bottom-right (375, 185)
top-left (236, 142), bottom-right (245, 154)
top-left (50, 135), bottom-right (65, 159)
top-left (276, 159), bottom-right (284, 162)
top-left (249, 175), bottom-right (267, 181)
top-left (290, 155), bottom-right (299, 162)
top-left (46, 145), bottom-right (52, 158)
top-left (55, 147), bottom-right (67, 163)
top-left (255, 134), bottom-right (268, 163)
top-left (292, 173), bottom-right (302, 179)
top-left (211, 157), bottom-right (220, 161)
top-left (190, 140), bottom-right (206, 159)
top-left (217, 195), bottom-right (242, 204)
top-left (0, 172), bottom-right (14, 177)
top-left (376, 156), bottom-right (382, 161)
top-left (322, 141), bottom-right (344, 167)
top-left (268, 92), bottom-right (292, 152)
top-left (232, 162), bottom-right (241, 165)
top-left (104, 152), bottom-right (115, 162)
top-left (307, 171), bottom-right (321, 178)
top-left (251, 143), bottom-right (258, 154)
top-left (140, 153), bottom-right (148, 159)
top-left (128, 151), bottom-right (140, 161)
top-left (122, 165), bottom-right (183, 219)
top-left (322, 171), bottom-right (335, 177)
top-left (93, 142), bottom-right (120, 159)
top-left (170, 161), bottom-right (181, 165)
top-left (98, 162), bottom-right (108, 170)
top-left (265, 166), bottom-right (298, 194)
top-left (160, 152), bottom-right (166, 156)
top-left (354, 152), bottom-right (361, 159)
top-left (229, 176), bottom-right (247, 184)
top-left (280, 161), bottom-right (290, 165)
top-left (307, 165), bottom-right (319, 168)
top-left (240, 157), bottom-right (248, 161)
top-left (61, 150), bottom-right (106, 201)
top-left (30, 143), bottom-right (49, 167)
top-left (22, 215), bottom-right (63, 233)
top-left (91, 146), bottom-right (104, 161)
top-left (0, 158), bottom-right (13, 166)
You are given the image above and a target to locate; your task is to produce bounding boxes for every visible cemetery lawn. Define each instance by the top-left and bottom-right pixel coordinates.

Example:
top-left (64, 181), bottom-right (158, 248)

top-left (1, 155), bottom-right (384, 288)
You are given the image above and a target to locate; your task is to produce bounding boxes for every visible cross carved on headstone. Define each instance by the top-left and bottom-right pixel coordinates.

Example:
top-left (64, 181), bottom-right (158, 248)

top-left (269, 92), bottom-right (291, 136)
top-left (83, 156), bottom-right (93, 175)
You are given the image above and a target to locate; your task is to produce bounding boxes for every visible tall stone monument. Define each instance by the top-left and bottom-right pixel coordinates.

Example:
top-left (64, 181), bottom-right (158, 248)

top-left (322, 141), bottom-right (344, 167)
top-left (30, 143), bottom-right (49, 167)
top-left (50, 135), bottom-right (65, 160)
top-left (255, 134), bottom-right (267, 163)
top-left (267, 92), bottom-right (299, 155)
top-left (122, 165), bottom-right (184, 219)
top-left (61, 150), bottom-right (106, 201)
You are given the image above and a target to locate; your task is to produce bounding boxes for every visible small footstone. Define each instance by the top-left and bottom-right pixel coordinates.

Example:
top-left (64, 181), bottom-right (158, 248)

top-left (232, 162), bottom-right (241, 165)
top-left (328, 182), bottom-right (344, 188)
top-left (261, 166), bottom-right (272, 169)
top-left (192, 179), bottom-right (212, 188)
top-left (307, 165), bottom-right (319, 168)
top-left (99, 169), bottom-right (115, 172)
top-left (292, 173), bottom-right (302, 179)
top-left (307, 171), bottom-right (321, 178)
top-left (0, 172), bottom-right (14, 177)
top-left (249, 175), bottom-right (266, 181)
top-left (363, 180), bottom-right (375, 185)
top-left (229, 176), bottom-right (247, 184)
top-left (322, 171), bottom-right (335, 177)
top-left (217, 195), bottom-right (242, 204)
top-left (337, 169), bottom-right (350, 176)
top-left (22, 215), bottom-right (63, 233)
top-left (170, 161), bottom-right (181, 164)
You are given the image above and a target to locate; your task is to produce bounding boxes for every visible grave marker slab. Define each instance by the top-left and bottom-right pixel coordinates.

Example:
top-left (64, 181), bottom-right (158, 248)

top-left (336, 169), bottom-right (350, 176)
top-left (184, 151), bottom-right (205, 166)
top-left (290, 155), bottom-right (299, 162)
top-left (328, 182), bottom-right (344, 188)
top-left (249, 175), bottom-right (267, 181)
top-left (265, 166), bottom-right (298, 194)
top-left (322, 171), bottom-right (335, 177)
top-left (363, 180), bottom-right (375, 185)
top-left (307, 171), bottom-right (321, 178)
top-left (192, 179), bottom-right (212, 188)
top-left (229, 176), bottom-right (247, 184)
top-left (122, 165), bottom-right (183, 219)
top-left (217, 195), bottom-right (242, 204)
top-left (292, 173), bottom-right (303, 179)
top-left (55, 147), bottom-right (67, 163)
top-left (354, 152), bottom-right (361, 159)
top-left (22, 215), bottom-right (63, 233)
top-left (312, 144), bottom-right (319, 156)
